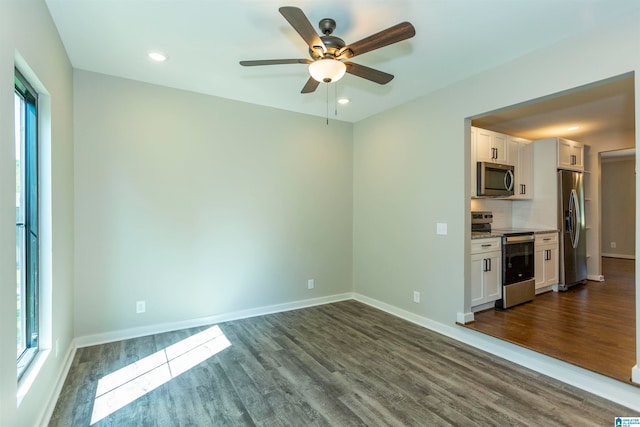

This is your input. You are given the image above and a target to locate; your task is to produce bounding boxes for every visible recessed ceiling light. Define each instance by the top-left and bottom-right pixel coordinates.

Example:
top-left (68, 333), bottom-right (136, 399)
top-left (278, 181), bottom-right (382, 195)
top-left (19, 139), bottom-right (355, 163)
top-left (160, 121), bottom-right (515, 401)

top-left (567, 125), bottom-right (580, 131)
top-left (148, 51), bottom-right (167, 62)
top-left (337, 98), bottom-right (350, 105)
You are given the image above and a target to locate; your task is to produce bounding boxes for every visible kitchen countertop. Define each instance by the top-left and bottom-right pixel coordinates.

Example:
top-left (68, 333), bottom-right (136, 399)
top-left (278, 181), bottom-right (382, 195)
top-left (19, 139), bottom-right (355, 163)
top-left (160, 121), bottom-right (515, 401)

top-left (471, 228), bottom-right (559, 240)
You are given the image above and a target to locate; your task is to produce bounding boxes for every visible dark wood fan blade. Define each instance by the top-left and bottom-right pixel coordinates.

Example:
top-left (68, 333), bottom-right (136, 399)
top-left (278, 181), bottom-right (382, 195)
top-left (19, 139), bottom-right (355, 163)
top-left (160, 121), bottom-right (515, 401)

top-left (344, 62), bottom-right (394, 84)
top-left (338, 22), bottom-right (415, 59)
top-left (301, 77), bottom-right (320, 93)
top-left (279, 6), bottom-right (326, 53)
top-left (240, 59), bottom-right (311, 66)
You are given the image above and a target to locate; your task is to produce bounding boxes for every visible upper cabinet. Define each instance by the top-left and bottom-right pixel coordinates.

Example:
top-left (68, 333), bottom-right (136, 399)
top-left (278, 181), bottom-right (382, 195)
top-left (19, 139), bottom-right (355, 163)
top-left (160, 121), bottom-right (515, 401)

top-left (557, 138), bottom-right (584, 171)
top-left (475, 127), bottom-right (508, 164)
top-left (508, 136), bottom-right (533, 200)
top-left (471, 126), bottom-right (531, 199)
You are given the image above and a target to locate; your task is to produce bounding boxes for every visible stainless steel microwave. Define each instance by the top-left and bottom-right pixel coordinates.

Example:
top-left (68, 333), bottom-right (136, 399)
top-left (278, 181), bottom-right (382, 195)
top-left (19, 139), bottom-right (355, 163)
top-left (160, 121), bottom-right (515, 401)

top-left (477, 162), bottom-right (514, 197)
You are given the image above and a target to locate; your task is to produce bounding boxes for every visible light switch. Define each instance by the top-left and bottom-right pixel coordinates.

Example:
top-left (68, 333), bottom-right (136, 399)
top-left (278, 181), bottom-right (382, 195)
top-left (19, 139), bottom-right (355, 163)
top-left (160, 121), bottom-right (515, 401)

top-left (436, 222), bottom-right (448, 235)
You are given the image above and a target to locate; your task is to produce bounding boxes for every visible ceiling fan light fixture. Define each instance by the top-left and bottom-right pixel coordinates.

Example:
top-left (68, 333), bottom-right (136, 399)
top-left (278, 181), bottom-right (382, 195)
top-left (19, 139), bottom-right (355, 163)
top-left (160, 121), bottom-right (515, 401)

top-left (309, 59), bottom-right (346, 83)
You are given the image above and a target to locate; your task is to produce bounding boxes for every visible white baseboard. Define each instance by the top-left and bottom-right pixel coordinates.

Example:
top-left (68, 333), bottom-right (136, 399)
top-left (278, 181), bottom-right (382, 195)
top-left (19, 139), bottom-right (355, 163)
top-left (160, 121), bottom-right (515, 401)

top-left (601, 253), bottom-right (635, 260)
top-left (471, 301), bottom-right (495, 313)
top-left (587, 274), bottom-right (605, 282)
top-left (456, 311), bottom-right (474, 324)
top-left (633, 365), bottom-right (640, 384)
top-left (39, 340), bottom-right (77, 427)
top-left (352, 293), bottom-right (640, 412)
top-left (75, 293), bottom-right (354, 348)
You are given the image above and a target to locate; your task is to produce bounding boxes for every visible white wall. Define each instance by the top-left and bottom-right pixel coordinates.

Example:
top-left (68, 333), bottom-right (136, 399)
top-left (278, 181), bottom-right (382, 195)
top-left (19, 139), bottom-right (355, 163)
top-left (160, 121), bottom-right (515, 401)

top-left (73, 71), bottom-right (353, 338)
top-left (352, 5), bottom-right (640, 379)
top-left (0, 1), bottom-right (74, 425)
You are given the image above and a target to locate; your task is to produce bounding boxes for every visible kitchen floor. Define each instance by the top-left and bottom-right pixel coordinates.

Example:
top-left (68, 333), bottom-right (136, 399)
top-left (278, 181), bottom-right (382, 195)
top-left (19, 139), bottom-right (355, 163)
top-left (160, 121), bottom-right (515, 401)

top-left (465, 257), bottom-right (636, 384)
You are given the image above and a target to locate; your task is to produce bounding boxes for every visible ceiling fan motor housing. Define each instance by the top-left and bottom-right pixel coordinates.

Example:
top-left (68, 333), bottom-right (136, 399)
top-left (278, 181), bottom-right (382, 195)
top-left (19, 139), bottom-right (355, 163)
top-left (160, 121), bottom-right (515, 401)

top-left (309, 18), bottom-right (346, 60)
top-left (310, 35), bottom-right (346, 59)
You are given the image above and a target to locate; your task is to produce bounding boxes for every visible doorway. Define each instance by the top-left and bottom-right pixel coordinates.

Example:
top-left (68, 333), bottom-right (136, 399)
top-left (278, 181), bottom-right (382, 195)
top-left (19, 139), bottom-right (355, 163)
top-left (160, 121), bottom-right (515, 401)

top-left (467, 74), bottom-right (637, 383)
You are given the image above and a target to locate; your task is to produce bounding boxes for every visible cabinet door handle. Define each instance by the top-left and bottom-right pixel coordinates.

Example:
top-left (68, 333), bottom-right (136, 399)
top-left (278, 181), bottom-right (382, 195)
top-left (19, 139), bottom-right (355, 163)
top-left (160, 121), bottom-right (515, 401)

top-left (570, 154), bottom-right (576, 165)
top-left (487, 258), bottom-right (492, 272)
top-left (520, 184), bottom-right (526, 195)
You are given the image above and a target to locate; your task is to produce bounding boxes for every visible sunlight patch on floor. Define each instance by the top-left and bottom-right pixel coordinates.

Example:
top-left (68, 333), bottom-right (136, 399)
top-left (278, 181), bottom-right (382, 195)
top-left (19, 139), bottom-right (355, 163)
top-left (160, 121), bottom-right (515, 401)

top-left (90, 325), bottom-right (231, 424)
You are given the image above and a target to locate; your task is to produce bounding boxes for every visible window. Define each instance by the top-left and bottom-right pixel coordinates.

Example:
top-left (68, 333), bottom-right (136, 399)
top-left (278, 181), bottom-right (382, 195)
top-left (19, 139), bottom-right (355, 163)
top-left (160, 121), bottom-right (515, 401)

top-left (15, 69), bottom-right (39, 380)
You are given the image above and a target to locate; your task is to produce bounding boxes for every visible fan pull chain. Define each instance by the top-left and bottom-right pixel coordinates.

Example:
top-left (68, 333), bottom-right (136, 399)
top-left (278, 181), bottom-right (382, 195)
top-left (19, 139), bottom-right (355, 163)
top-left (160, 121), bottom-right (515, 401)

top-left (334, 83), bottom-right (338, 117)
top-left (326, 83), bottom-right (329, 125)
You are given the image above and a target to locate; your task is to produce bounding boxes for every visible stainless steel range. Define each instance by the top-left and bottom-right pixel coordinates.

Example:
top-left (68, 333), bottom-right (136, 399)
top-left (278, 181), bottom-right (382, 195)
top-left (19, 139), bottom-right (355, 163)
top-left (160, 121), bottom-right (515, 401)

top-left (471, 212), bottom-right (535, 309)
top-left (497, 230), bottom-right (535, 309)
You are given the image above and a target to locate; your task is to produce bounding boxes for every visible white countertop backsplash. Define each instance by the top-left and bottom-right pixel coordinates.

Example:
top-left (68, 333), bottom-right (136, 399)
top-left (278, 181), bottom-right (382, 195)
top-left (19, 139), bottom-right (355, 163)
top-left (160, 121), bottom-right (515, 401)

top-left (470, 198), bottom-right (512, 228)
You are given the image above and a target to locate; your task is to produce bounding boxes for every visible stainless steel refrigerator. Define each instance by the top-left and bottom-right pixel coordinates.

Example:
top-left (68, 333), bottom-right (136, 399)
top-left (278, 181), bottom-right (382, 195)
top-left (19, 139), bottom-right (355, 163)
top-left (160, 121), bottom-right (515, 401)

top-left (558, 169), bottom-right (587, 290)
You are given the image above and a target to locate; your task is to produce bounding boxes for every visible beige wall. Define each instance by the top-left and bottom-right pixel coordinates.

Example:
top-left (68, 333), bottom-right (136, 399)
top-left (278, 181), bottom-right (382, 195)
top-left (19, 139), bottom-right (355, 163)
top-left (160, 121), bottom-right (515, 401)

top-left (73, 71), bottom-right (354, 338)
top-left (601, 156), bottom-right (636, 258)
top-left (0, 1), bottom-right (74, 425)
top-left (3, 1), bottom-right (640, 422)
top-left (581, 129), bottom-right (636, 275)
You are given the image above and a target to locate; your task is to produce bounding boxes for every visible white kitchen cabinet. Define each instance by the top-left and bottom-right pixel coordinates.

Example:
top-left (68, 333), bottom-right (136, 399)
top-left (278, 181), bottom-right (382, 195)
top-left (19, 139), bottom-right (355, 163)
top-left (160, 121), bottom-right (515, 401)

top-left (471, 238), bottom-right (502, 307)
top-left (558, 138), bottom-right (584, 171)
top-left (508, 136), bottom-right (533, 200)
top-left (474, 127), bottom-right (508, 164)
top-left (534, 232), bottom-right (559, 291)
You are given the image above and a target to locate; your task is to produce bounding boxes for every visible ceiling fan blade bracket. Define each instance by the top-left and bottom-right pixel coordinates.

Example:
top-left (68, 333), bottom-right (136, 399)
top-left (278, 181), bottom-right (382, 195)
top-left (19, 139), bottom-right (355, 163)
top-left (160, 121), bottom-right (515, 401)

top-left (336, 48), bottom-right (354, 60)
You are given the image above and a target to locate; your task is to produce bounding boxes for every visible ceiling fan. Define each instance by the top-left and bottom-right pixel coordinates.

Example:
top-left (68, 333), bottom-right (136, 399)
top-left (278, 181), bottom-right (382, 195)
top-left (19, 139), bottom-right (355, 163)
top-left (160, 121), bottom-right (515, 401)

top-left (240, 6), bottom-right (416, 93)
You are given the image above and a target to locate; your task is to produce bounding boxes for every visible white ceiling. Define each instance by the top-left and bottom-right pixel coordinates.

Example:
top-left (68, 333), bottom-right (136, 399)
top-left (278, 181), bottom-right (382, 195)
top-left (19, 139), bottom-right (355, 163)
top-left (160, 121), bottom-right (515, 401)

top-left (473, 74), bottom-right (636, 141)
top-left (45, 0), bottom-right (638, 127)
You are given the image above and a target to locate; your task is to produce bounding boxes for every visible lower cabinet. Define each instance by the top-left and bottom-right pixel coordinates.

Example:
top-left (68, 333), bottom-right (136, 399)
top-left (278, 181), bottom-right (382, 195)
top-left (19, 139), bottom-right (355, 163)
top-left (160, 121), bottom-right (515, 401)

top-left (534, 232), bottom-right (559, 291)
top-left (471, 238), bottom-right (502, 307)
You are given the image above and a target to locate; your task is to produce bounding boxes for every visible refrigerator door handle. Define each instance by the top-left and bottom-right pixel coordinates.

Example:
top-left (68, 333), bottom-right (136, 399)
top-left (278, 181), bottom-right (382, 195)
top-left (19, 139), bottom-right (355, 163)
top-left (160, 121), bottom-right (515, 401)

top-left (569, 188), bottom-right (580, 249)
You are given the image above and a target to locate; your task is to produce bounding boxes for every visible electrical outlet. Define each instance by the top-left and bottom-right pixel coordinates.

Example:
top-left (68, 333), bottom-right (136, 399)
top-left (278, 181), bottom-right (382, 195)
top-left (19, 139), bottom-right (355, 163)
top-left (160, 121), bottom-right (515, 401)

top-left (307, 279), bottom-right (315, 290)
top-left (136, 300), bottom-right (146, 313)
top-left (611, 242), bottom-right (617, 249)
top-left (436, 223), bottom-right (448, 235)
top-left (413, 291), bottom-right (421, 303)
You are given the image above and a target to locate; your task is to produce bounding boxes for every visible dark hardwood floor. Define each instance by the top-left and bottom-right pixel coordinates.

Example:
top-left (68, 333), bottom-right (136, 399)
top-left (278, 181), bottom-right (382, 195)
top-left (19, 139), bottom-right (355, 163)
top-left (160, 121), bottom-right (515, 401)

top-left (50, 300), bottom-right (633, 426)
top-left (466, 257), bottom-right (636, 384)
